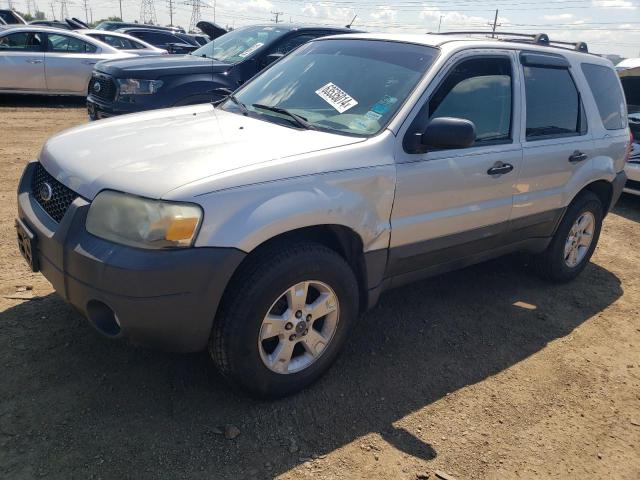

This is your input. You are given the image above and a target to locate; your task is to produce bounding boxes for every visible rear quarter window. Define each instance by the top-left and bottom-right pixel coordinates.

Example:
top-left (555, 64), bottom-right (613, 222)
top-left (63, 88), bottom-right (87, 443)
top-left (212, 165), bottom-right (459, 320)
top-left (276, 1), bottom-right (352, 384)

top-left (581, 63), bottom-right (627, 130)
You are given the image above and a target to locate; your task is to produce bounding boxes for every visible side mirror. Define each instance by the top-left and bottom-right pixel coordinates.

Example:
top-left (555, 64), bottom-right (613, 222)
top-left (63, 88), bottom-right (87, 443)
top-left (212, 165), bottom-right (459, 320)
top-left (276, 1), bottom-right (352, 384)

top-left (421, 117), bottom-right (476, 149)
top-left (406, 117), bottom-right (476, 153)
top-left (263, 52), bottom-right (284, 67)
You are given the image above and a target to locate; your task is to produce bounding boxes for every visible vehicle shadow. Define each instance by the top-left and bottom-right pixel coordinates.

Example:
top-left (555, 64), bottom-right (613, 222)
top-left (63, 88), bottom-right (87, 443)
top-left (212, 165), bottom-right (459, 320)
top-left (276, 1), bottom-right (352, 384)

top-left (612, 192), bottom-right (640, 222)
top-left (0, 94), bottom-right (85, 109)
top-left (0, 256), bottom-right (622, 479)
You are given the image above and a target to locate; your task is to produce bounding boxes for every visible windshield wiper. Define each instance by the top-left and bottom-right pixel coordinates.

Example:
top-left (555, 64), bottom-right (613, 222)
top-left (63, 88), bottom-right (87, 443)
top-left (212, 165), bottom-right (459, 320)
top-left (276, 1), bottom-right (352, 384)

top-left (225, 93), bottom-right (249, 115)
top-left (252, 103), bottom-right (316, 130)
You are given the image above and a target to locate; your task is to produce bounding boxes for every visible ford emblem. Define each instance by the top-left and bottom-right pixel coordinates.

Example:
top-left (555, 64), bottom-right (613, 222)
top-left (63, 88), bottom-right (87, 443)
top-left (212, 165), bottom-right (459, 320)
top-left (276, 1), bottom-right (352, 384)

top-left (39, 182), bottom-right (53, 202)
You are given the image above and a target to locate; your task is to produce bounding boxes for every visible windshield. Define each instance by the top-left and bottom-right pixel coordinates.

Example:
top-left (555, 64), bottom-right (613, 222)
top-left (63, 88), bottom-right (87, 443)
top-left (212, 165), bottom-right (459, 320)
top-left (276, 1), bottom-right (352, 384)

top-left (223, 39), bottom-right (438, 136)
top-left (192, 25), bottom-right (289, 63)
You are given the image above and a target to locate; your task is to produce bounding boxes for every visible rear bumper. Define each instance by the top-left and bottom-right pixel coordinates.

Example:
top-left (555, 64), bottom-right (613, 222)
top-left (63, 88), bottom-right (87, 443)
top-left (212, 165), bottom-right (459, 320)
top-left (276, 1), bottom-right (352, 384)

top-left (611, 170), bottom-right (628, 207)
top-left (17, 161), bottom-right (245, 352)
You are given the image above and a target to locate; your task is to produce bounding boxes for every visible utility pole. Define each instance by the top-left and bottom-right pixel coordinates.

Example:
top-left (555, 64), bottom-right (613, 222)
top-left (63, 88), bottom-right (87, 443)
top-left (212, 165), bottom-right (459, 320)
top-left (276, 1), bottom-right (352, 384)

top-left (167, 0), bottom-right (174, 26)
top-left (50, 1), bottom-right (55, 19)
top-left (489, 9), bottom-right (500, 38)
top-left (118, 0), bottom-right (122, 20)
top-left (271, 11), bottom-right (283, 24)
top-left (82, 0), bottom-right (89, 23)
top-left (437, 15), bottom-right (443, 33)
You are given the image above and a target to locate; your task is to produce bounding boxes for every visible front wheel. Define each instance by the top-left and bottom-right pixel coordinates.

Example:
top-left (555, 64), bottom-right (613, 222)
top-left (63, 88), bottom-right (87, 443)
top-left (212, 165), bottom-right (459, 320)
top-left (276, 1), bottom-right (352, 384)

top-left (531, 191), bottom-right (603, 282)
top-left (209, 243), bottom-right (359, 398)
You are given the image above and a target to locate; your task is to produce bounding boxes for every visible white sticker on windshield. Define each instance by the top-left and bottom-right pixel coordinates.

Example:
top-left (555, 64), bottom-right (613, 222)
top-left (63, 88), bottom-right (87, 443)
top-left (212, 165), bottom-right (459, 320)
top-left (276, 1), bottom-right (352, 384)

top-left (315, 82), bottom-right (358, 113)
top-left (238, 42), bottom-right (264, 58)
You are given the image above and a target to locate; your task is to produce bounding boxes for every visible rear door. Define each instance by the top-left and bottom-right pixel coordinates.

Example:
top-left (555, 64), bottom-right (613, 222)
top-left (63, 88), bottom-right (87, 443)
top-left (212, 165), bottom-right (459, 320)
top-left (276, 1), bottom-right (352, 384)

top-left (44, 33), bottom-right (101, 94)
top-left (513, 52), bottom-right (593, 223)
top-left (0, 31), bottom-right (45, 91)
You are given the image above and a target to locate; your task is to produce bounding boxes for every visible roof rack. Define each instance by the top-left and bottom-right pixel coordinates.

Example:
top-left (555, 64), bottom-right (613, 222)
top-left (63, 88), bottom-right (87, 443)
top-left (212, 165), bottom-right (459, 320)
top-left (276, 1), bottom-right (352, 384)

top-left (433, 31), bottom-right (588, 53)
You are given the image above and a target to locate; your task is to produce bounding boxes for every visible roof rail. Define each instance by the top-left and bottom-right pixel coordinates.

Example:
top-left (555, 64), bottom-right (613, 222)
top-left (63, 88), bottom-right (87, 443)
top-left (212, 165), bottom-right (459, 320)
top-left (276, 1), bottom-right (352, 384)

top-left (433, 31), bottom-right (588, 53)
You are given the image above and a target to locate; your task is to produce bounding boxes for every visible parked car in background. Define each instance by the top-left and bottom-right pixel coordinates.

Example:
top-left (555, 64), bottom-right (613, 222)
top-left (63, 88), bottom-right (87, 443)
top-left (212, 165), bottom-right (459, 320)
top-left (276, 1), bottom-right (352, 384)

top-left (78, 29), bottom-right (167, 56)
top-left (95, 21), bottom-right (185, 34)
top-left (115, 27), bottom-right (200, 54)
top-left (19, 32), bottom-right (628, 398)
top-left (0, 26), bottom-right (133, 95)
top-left (86, 24), bottom-right (354, 119)
top-left (618, 64), bottom-right (640, 195)
top-left (0, 9), bottom-right (27, 25)
top-left (29, 20), bottom-right (72, 30)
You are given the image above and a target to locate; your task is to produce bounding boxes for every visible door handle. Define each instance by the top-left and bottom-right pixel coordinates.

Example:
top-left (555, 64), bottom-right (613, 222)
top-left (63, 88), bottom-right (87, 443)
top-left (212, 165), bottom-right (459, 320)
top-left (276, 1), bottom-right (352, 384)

top-left (81, 60), bottom-right (97, 65)
top-left (26, 59), bottom-right (43, 64)
top-left (487, 162), bottom-right (514, 176)
top-left (568, 151), bottom-right (588, 163)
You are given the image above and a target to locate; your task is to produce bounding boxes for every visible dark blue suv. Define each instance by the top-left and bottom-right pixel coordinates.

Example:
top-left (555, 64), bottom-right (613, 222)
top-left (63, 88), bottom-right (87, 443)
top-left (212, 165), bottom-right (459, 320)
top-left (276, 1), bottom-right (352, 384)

top-left (87, 24), bottom-right (353, 119)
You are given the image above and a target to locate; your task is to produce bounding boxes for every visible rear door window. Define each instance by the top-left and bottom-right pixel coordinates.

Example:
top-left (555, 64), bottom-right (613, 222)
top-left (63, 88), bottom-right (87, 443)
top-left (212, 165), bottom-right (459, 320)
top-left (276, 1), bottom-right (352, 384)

top-left (581, 63), bottom-right (626, 130)
top-left (47, 34), bottom-right (97, 53)
top-left (96, 34), bottom-right (140, 50)
top-left (524, 66), bottom-right (586, 140)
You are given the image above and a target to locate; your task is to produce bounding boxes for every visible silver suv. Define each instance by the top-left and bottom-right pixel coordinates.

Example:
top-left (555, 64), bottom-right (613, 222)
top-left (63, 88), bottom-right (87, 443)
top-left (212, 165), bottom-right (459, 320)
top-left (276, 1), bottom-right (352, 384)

top-left (16, 32), bottom-right (630, 398)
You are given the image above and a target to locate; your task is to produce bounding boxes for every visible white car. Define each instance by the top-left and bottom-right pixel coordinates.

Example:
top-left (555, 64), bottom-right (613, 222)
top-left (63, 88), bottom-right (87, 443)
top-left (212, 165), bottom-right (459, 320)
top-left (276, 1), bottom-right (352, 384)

top-left (76, 29), bottom-right (168, 56)
top-left (618, 65), bottom-right (640, 195)
top-left (0, 25), bottom-right (133, 96)
top-left (624, 113), bottom-right (640, 195)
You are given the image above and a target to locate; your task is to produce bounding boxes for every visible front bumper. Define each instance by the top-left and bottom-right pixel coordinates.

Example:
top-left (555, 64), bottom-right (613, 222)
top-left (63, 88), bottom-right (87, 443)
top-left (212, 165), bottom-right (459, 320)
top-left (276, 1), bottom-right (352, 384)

top-left (16, 161), bottom-right (245, 352)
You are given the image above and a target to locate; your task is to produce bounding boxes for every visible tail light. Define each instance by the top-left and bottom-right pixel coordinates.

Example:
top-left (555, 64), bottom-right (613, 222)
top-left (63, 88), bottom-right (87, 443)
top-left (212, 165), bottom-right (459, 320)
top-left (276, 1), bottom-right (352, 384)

top-left (625, 130), bottom-right (633, 163)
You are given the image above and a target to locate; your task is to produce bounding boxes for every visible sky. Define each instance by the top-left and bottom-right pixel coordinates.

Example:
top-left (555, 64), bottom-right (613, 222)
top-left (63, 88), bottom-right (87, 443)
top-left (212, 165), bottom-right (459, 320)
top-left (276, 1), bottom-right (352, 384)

top-left (8, 0), bottom-right (640, 58)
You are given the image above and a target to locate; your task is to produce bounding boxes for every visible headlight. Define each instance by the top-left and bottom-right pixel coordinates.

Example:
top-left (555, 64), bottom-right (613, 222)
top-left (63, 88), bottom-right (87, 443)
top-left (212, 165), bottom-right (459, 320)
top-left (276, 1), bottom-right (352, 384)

top-left (116, 78), bottom-right (163, 96)
top-left (86, 191), bottom-right (202, 249)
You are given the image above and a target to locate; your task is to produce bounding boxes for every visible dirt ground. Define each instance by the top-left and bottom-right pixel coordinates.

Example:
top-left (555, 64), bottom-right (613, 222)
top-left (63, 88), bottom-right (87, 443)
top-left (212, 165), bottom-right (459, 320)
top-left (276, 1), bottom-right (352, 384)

top-left (0, 95), bottom-right (639, 480)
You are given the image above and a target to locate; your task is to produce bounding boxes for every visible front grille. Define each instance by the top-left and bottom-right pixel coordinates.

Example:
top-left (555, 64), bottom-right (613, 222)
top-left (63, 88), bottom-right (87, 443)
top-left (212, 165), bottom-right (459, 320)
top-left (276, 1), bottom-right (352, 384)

top-left (31, 163), bottom-right (79, 222)
top-left (88, 74), bottom-right (116, 102)
top-left (627, 179), bottom-right (640, 191)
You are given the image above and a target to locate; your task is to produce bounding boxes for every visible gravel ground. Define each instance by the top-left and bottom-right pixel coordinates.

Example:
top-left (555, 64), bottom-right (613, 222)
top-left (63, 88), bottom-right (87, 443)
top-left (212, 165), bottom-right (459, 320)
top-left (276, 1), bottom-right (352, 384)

top-left (1, 96), bottom-right (639, 479)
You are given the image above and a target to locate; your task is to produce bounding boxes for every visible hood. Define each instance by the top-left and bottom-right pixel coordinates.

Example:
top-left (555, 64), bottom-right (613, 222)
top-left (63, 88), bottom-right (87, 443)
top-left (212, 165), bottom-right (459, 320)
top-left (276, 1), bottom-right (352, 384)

top-left (196, 20), bottom-right (227, 39)
top-left (65, 17), bottom-right (89, 29)
top-left (40, 105), bottom-right (366, 200)
top-left (96, 54), bottom-right (230, 78)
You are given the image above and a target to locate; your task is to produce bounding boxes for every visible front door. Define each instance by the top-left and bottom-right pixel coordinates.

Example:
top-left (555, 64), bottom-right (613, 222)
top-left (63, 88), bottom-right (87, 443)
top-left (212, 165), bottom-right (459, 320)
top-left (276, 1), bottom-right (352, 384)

top-left (389, 50), bottom-right (523, 278)
top-left (0, 31), bottom-right (45, 91)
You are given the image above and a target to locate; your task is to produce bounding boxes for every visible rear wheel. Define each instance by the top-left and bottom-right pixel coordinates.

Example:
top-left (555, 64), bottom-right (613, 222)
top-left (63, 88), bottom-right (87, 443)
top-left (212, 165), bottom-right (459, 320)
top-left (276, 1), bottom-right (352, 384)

top-left (209, 243), bottom-right (359, 398)
top-left (531, 191), bottom-right (603, 282)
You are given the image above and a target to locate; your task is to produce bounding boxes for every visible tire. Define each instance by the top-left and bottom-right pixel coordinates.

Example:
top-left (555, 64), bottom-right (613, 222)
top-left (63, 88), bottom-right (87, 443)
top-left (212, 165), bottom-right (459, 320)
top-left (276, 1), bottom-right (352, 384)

top-left (532, 191), bottom-right (603, 283)
top-left (209, 242), bottom-right (359, 399)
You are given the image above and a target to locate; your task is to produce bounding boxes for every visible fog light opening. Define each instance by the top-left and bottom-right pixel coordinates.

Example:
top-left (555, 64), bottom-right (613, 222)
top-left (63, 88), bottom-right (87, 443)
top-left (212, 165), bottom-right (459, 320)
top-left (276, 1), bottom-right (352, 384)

top-left (86, 300), bottom-right (121, 337)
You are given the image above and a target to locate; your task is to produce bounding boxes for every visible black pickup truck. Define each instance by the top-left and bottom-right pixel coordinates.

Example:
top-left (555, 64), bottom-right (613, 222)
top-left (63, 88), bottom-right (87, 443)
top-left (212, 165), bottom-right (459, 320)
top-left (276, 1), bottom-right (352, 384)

top-left (87, 24), bottom-right (354, 119)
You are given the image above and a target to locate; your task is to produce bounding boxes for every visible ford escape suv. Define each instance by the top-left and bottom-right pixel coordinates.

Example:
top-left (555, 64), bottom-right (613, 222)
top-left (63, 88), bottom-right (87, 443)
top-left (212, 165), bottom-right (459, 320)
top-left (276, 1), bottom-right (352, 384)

top-left (16, 32), bottom-right (629, 398)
